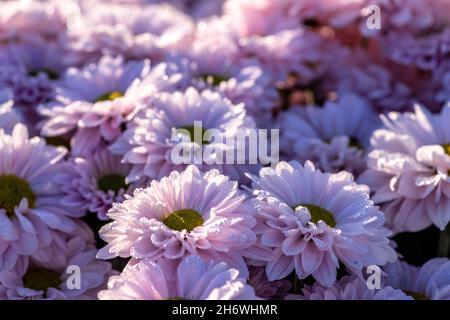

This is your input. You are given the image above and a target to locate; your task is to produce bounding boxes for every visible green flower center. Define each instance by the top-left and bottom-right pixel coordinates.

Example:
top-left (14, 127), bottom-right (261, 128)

top-left (167, 297), bottom-right (185, 300)
top-left (297, 204), bottom-right (336, 227)
top-left (177, 125), bottom-right (210, 145)
top-left (23, 268), bottom-right (61, 292)
top-left (198, 74), bottom-right (229, 86)
top-left (0, 175), bottom-right (36, 216)
top-left (94, 91), bottom-right (124, 102)
top-left (403, 290), bottom-right (429, 300)
top-left (97, 174), bottom-right (127, 193)
top-left (28, 68), bottom-right (59, 80)
top-left (442, 143), bottom-right (450, 156)
top-left (163, 209), bottom-right (204, 232)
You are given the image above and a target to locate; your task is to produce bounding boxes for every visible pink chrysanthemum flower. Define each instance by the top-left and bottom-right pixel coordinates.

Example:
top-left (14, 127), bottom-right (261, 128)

top-left (385, 29), bottom-right (450, 72)
top-left (0, 38), bottom-right (73, 125)
top-left (0, 241), bottom-right (28, 276)
top-left (67, 1), bottom-right (193, 64)
top-left (363, 0), bottom-right (450, 35)
top-left (223, 0), bottom-right (298, 38)
top-left (0, 236), bottom-right (112, 300)
top-left (0, 124), bottom-right (80, 260)
top-left (0, 61), bottom-right (54, 118)
top-left (290, 275), bottom-right (412, 300)
top-left (0, 38), bottom-right (69, 82)
top-left (359, 104), bottom-right (450, 233)
top-left (335, 56), bottom-right (413, 113)
top-left (248, 266), bottom-right (291, 300)
top-left (279, 94), bottom-right (380, 176)
top-left (98, 255), bottom-right (259, 300)
top-left (40, 55), bottom-right (150, 156)
top-left (0, 185), bottom-right (95, 274)
top-left (0, 0), bottom-right (76, 43)
top-left (179, 17), bottom-right (278, 123)
top-left (97, 165), bottom-right (257, 277)
top-left (29, 218), bottom-right (97, 268)
top-left (250, 161), bottom-right (397, 286)
top-left (291, 0), bottom-right (366, 30)
top-left (56, 148), bottom-right (135, 220)
top-left (241, 28), bottom-right (335, 85)
top-left (0, 90), bottom-right (22, 134)
top-left (383, 258), bottom-right (450, 300)
top-left (110, 87), bottom-right (259, 183)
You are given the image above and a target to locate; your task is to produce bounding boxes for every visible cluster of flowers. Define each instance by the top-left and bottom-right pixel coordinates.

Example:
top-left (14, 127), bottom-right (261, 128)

top-left (1, 0), bottom-right (450, 300)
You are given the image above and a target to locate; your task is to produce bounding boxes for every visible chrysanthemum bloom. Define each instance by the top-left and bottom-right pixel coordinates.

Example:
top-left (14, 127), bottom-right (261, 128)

top-left (0, 243), bottom-right (28, 275)
top-left (0, 36), bottom-right (70, 80)
top-left (40, 55), bottom-right (150, 156)
top-left (378, 29), bottom-right (450, 112)
top-left (250, 161), bottom-right (397, 286)
top-left (0, 90), bottom-right (22, 134)
top-left (110, 87), bottom-right (259, 183)
top-left (383, 258), bottom-right (450, 300)
top-left (97, 165), bottom-right (258, 277)
top-left (30, 218), bottom-right (97, 267)
top-left (0, 236), bottom-right (112, 300)
top-left (290, 0), bottom-right (366, 31)
top-left (223, 0), bottom-right (299, 38)
top-left (99, 255), bottom-right (259, 300)
top-left (56, 148), bottom-right (135, 220)
top-left (359, 104), bottom-right (450, 233)
top-left (290, 275), bottom-right (412, 300)
top-left (279, 95), bottom-right (380, 176)
top-left (356, 1), bottom-right (450, 112)
top-left (240, 28), bottom-right (335, 85)
top-left (362, 0), bottom-right (450, 36)
top-left (178, 17), bottom-right (278, 124)
top-left (248, 266), bottom-right (291, 299)
top-left (67, 1), bottom-right (193, 64)
top-left (0, 124), bottom-right (80, 261)
top-left (335, 58), bottom-right (413, 113)
top-left (0, 38), bottom-right (73, 125)
top-left (0, 0), bottom-right (76, 43)
top-left (0, 61), bottom-right (54, 117)
top-left (125, 56), bottom-right (192, 105)
top-left (384, 29), bottom-right (450, 73)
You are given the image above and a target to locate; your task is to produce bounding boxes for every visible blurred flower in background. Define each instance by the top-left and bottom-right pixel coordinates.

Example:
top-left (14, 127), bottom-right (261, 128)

top-left (0, 0), bottom-right (449, 300)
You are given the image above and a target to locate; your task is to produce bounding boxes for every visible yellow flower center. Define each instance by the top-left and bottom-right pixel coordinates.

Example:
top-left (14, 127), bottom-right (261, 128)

top-left (95, 91), bottom-right (124, 102)
top-left (442, 143), bottom-right (450, 156)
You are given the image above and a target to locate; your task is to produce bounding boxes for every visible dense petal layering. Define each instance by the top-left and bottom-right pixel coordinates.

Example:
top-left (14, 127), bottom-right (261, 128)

top-left (98, 255), bottom-right (258, 300)
top-left (359, 104), bottom-right (450, 233)
top-left (250, 161), bottom-right (397, 286)
top-left (97, 165), bottom-right (257, 277)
